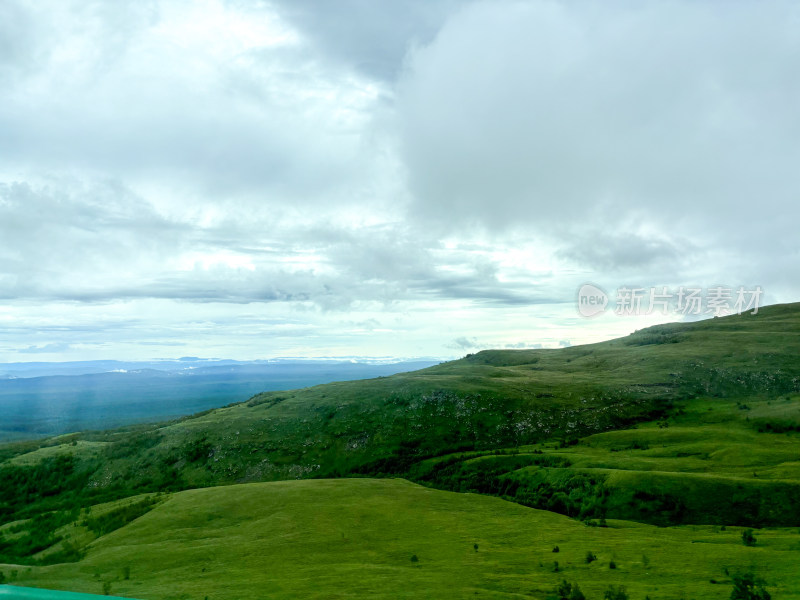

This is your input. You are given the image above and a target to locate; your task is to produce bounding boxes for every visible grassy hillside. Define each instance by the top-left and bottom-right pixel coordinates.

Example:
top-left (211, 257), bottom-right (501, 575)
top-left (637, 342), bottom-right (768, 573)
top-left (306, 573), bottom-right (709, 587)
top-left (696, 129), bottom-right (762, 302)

top-left (1, 303), bottom-right (799, 571)
top-left (410, 393), bottom-right (800, 527)
top-left (4, 478), bottom-right (799, 600)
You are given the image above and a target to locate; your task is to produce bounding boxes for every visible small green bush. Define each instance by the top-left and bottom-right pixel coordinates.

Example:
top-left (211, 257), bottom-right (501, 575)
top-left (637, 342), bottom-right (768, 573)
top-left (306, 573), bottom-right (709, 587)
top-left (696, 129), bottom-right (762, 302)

top-left (742, 529), bottom-right (757, 547)
top-left (731, 572), bottom-right (771, 600)
top-left (603, 585), bottom-right (629, 600)
top-left (556, 579), bottom-right (586, 600)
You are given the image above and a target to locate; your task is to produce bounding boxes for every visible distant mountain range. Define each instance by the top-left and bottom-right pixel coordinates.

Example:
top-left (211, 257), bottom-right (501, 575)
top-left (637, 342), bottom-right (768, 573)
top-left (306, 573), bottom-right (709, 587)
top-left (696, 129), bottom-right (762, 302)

top-left (0, 359), bottom-right (439, 441)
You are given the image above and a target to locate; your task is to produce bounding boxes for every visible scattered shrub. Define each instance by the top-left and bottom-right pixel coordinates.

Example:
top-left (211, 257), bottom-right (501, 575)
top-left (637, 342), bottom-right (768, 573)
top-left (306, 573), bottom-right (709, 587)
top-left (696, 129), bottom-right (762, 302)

top-left (742, 529), bottom-right (757, 547)
top-left (0, 508), bottom-right (80, 564)
top-left (731, 572), bottom-right (771, 600)
top-left (182, 436), bottom-right (213, 463)
top-left (556, 579), bottom-right (586, 600)
top-left (83, 497), bottom-right (159, 537)
top-left (755, 420), bottom-right (800, 434)
top-left (603, 585), bottom-right (629, 600)
top-left (585, 551), bottom-right (597, 564)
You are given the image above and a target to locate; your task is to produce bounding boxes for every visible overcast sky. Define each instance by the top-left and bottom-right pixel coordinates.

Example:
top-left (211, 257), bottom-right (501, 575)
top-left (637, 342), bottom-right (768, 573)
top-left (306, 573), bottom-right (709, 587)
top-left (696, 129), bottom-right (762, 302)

top-left (1, 0), bottom-right (798, 362)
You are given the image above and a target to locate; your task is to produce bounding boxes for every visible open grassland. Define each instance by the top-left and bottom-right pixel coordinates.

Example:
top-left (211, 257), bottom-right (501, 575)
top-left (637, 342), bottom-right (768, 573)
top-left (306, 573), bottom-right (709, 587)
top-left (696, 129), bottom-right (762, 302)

top-left (5, 442), bottom-right (110, 467)
top-left (3, 305), bottom-right (799, 502)
top-left (3, 478), bottom-right (799, 600)
top-left (1, 303), bottom-right (799, 595)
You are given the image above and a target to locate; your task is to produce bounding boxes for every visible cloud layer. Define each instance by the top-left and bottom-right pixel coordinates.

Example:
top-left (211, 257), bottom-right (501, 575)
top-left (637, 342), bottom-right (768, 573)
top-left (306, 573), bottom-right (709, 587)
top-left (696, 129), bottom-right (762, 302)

top-left (0, 0), bottom-right (797, 360)
top-left (398, 1), bottom-right (800, 275)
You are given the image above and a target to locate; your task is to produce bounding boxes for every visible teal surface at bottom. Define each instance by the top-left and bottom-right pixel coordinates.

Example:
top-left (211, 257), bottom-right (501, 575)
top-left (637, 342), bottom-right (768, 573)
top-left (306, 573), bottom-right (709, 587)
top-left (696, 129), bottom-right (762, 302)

top-left (0, 586), bottom-right (140, 599)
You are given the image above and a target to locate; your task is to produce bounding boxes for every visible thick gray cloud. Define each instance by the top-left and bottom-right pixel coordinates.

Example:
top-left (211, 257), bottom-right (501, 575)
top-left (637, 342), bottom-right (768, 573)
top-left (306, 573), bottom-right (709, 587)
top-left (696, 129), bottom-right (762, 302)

top-left (451, 336), bottom-right (480, 350)
top-left (556, 231), bottom-right (690, 272)
top-left (0, 2), bottom-right (36, 81)
top-left (0, 0), bottom-right (389, 208)
top-left (0, 179), bottom-right (187, 299)
top-left (0, 179), bottom-right (551, 309)
top-left (398, 1), bottom-right (800, 285)
top-left (268, 0), bottom-right (472, 80)
top-left (0, 0), bottom-right (797, 361)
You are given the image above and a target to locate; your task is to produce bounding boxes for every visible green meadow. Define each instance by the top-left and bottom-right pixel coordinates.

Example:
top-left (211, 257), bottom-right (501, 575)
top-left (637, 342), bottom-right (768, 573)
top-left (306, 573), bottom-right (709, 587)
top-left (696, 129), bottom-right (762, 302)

top-left (6, 478), bottom-right (800, 600)
top-left (1, 304), bottom-right (800, 598)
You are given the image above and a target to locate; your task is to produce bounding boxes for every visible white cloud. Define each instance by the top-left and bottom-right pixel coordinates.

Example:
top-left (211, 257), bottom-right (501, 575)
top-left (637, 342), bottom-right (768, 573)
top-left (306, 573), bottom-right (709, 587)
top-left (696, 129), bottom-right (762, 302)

top-left (398, 0), bottom-right (800, 287)
top-left (0, 0), bottom-right (796, 361)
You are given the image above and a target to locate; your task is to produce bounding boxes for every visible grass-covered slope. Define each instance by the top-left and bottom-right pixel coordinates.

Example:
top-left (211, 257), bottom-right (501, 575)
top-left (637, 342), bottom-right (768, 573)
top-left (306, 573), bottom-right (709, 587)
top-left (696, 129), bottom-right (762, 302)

top-left (1, 303), bottom-right (799, 567)
top-left (5, 478), bottom-right (800, 600)
top-left (411, 393), bottom-right (800, 527)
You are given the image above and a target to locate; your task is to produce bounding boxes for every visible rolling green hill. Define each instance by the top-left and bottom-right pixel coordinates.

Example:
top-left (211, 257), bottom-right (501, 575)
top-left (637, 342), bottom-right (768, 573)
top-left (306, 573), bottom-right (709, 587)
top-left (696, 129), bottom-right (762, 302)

top-left (1, 303), bottom-right (799, 596)
top-left (4, 478), bottom-right (800, 600)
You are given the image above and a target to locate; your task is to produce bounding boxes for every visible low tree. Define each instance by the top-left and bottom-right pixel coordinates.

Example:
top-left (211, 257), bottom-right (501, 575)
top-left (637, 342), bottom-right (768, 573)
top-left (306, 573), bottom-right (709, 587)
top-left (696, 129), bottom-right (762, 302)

top-left (731, 572), bottom-right (771, 600)
top-left (742, 529), bottom-right (757, 547)
top-left (556, 579), bottom-right (586, 600)
top-left (585, 551), bottom-right (597, 564)
top-left (603, 585), bottom-right (629, 600)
